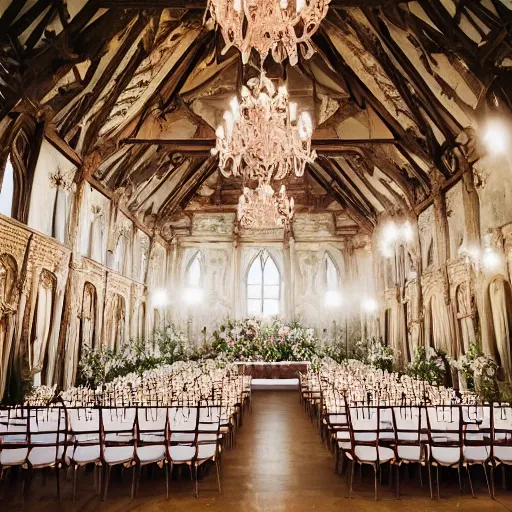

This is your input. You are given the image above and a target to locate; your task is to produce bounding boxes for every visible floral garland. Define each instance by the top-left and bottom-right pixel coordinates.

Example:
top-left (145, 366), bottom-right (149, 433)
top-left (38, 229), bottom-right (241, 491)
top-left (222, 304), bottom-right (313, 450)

top-left (211, 318), bottom-right (317, 362)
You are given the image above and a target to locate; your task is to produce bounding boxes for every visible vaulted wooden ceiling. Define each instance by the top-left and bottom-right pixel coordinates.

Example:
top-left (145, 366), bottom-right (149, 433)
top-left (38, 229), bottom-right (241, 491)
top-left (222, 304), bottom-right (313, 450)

top-left (1, 0), bottom-right (511, 240)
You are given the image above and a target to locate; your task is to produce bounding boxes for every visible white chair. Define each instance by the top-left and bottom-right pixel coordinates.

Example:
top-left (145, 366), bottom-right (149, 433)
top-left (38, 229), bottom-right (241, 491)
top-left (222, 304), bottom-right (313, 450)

top-left (101, 407), bottom-right (137, 500)
top-left (426, 405), bottom-right (462, 499)
top-left (194, 405), bottom-right (222, 497)
top-left (168, 406), bottom-right (198, 495)
top-left (67, 407), bottom-right (102, 501)
top-left (392, 406), bottom-right (430, 498)
top-left (346, 406), bottom-right (395, 500)
top-left (492, 405), bottom-right (512, 491)
top-left (26, 407), bottom-right (68, 500)
top-left (134, 407), bottom-right (168, 498)
top-left (461, 404), bottom-right (492, 498)
top-left (0, 406), bottom-right (29, 495)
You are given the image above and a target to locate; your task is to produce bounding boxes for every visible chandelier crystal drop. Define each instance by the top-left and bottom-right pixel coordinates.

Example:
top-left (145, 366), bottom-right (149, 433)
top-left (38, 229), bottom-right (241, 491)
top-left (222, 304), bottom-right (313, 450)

top-left (204, 0), bottom-right (330, 66)
top-left (211, 72), bottom-right (316, 183)
top-left (238, 181), bottom-right (295, 229)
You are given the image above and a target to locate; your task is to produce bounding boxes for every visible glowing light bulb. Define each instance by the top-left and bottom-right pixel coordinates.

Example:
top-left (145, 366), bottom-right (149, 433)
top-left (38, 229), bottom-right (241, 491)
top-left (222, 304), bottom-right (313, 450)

top-left (296, 0), bottom-right (305, 13)
top-left (289, 102), bottom-right (297, 122)
top-left (482, 248), bottom-right (501, 271)
top-left (483, 119), bottom-right (509, 155)
top-left (324, 290), bottom-right (343, 308)
top-left (153, 288), bottom-right (168, 307)
top-left (215, 125), bottom-right (225, 139)
top-left (230, 96), bottom-right (240, 121)
top-left (402, 221), bottom-right (413, 242)
top-left (234, 0), bottom-right (242, 13)
top-left (298, 112), bottom-right (312, 140)
top-left (362, 298), bottom-right (378, 314)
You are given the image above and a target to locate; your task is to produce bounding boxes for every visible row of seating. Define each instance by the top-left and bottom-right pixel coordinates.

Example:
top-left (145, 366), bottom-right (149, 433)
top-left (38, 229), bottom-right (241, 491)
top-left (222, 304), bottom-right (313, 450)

top-left (0, 400), bottom-right (248, 502)
top-left (301, 366), bottom-right (512, 501)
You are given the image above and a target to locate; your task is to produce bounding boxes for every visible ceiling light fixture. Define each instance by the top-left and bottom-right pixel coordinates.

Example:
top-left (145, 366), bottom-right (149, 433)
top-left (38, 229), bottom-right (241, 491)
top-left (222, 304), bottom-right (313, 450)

top-left (212, 72), bottom-right (316, 183)
top-left (237, 181), bottom-right (294, 229)
top-left (204, 0), bottom-right (330, 66)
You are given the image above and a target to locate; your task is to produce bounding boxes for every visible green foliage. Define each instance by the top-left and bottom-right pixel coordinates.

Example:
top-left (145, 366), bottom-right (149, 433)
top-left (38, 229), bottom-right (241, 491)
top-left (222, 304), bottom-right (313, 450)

top-left (78, 324), bottom-right (190, 387)
top-left (452, 342), bottom-right (499, 401)
top-left (406, 347), bottom-right (447, 385)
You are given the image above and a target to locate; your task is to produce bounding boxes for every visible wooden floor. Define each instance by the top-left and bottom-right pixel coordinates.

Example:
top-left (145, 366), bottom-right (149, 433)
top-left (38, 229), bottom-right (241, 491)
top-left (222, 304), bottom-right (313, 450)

top-left (3, 390), bottom-right (512, 511)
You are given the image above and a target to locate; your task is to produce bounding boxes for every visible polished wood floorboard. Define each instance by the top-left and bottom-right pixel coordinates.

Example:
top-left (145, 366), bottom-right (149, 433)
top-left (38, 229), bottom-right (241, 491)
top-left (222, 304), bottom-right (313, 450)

top-left (2, 390), bottom-right (512, 511)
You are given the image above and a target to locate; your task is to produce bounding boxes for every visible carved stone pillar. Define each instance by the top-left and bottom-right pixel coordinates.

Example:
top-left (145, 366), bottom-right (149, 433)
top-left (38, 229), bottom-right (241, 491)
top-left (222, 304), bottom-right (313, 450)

top-left (283, 230), bottom-right (294, 320)
top-left (232, 229), bottom-right (241, 318)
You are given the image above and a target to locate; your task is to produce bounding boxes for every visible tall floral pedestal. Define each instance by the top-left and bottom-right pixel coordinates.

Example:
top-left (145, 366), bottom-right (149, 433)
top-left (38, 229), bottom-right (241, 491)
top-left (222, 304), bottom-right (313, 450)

top-left (235, 361), bottom-right (310, 379)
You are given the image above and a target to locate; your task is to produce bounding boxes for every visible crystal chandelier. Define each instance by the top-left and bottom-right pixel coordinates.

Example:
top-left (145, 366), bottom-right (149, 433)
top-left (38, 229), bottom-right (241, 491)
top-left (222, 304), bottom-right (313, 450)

top-left (204, 0), bottom-right (330, 65)
top-left (211, 72), bottom-right (316, 183)
top-left (238, 181), bottom-right (295, 228)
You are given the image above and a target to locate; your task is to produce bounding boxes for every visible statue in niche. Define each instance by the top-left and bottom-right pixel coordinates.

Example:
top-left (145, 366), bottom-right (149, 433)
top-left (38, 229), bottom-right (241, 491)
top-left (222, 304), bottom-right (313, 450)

top-left (208, 250), bottom-right (227, 298)
top-left (30, 270), bottom-right (56, 387)
top-left (49, 166), bottom-right (75, 244)
top-left (79, 283), bottom-right (97, 353)
top-left (489, 278), bottom-right (512, 381)
top-left (0, 255), bottom-right (17, 397)
top-left (456, 283), bottom-right (476, 355)
top-left (89, 205), bottom-right (105, 262)
top-left (107, 294), bottom-right (126, 351)
top-left (298, 251), bottom-right (320, 296)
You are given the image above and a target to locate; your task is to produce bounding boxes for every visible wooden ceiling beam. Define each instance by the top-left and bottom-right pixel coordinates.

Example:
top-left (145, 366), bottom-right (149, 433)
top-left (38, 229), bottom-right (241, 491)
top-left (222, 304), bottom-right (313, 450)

top-left (96, 0), bottom-right (407, 9)
top-left (119, 137), bottom-right (399, 155)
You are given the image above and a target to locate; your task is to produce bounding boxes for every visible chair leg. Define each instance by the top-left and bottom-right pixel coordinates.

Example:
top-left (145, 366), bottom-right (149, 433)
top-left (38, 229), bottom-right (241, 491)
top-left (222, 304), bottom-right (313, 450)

top-left (215, 460), bottom-right (222, 494)
top-left (491, 464), bottom-right (495, 499)
top-left (194, 465), bottom-right (199, 498)
top-left (502, 465), bottom-right (506, 490)
top-left (427, 463), bottom-right (433, 499)
top-left (374, 464), bottom-right (379, 501)
top-left (483, 463), bottom-right (493, 499)
top-left (418, 464), bottom-right (423, 488)
top-left (436, 465), bottom-right (440, 500)
top-left (457, 464), bottom-right (462, 491)
top-left (165, 464), bottom-right (170, 500)
top-left (349, 460), bottom-right (355, 499)
top-left (467, 465), bottom-right (475, 498)
top-left (56, 465), bottom-right (61, 501)
top-left (396, 464), bottom-right (400, 499)
top-left (131, 463), bottom-right (139, 499)
top-left (73, 465), bottom-right (78, 503)
top-left (102, 465), bottom-right (111, 501)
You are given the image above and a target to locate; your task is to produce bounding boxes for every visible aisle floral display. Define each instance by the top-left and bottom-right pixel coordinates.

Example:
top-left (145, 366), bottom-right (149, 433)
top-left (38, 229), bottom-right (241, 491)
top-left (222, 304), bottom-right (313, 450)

top-left (451, 342), bottom-right (499, 400)
top-left (79, 325), bottom-right (190, 387)
top-left (211, 318), bottom-right (317, 362)
top-left (406, 347), bottom-right (449, 386)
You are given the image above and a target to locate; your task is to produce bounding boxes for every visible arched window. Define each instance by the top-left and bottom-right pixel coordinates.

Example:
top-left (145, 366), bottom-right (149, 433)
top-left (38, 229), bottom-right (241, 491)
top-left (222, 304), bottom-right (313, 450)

top-left (187, 251), bottom-right (203, 287)
top-left (0, 155), bottom-right (14, 217)
top-left (247, 250), bottom-right (280, 317)
top-left (324, 252), bottom-right (339, 291)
